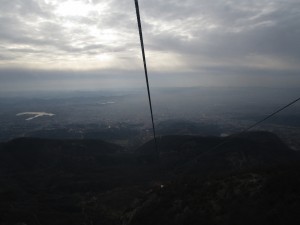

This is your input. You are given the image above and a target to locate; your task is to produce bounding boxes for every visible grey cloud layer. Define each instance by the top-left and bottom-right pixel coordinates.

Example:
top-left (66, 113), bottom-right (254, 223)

top-left (0, 0), bottom-right (136, 62)
top-left (0, 0), bottom-right (299, 89)
top-left (141, 0), bottom-right (300, 67)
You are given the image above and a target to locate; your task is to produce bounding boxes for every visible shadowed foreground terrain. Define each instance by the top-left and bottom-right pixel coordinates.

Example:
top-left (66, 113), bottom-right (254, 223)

top-left (0, 131), bottom-right (299, 225)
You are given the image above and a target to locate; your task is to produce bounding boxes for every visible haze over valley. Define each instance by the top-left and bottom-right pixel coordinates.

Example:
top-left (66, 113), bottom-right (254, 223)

top-left (1, 87), bottom-right (299, 150)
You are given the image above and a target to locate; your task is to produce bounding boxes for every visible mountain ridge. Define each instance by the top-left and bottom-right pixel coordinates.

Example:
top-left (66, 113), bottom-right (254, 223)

top-left (0, 131), bottom-right (299, 225)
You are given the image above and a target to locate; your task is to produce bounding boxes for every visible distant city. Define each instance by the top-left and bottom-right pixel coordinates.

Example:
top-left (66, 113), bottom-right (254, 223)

top-left (0, 87), bottom-right (299, 150)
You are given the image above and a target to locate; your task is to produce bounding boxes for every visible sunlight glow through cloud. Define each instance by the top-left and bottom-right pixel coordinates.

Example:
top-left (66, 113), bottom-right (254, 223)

top-left (55, 1), bottom-right (94, 17)
top-left (0, 0), bottom-right (299, 90)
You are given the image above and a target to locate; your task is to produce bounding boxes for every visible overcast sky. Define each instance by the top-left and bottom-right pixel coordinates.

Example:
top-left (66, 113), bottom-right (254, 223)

top-left (0, 0), bottom-right (300, 91)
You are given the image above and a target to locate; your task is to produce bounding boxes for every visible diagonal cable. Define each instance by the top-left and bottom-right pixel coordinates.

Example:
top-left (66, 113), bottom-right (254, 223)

top-left (241, 97), bottom-right (300, 133)
top-left (210, 96), bottom-right (300, 151)
top-left (134, 0), bottom-right (159, 159)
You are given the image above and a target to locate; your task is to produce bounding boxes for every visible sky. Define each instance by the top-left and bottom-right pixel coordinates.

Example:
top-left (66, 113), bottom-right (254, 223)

top-left (0, 0), bottom-right (300, 91)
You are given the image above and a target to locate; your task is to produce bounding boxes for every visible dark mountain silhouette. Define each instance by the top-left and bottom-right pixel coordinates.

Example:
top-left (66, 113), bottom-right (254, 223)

top-left (0, 138), bottom-right (161, 225)
top-left (124, 132), bottom-right (300, 225)
top-left (0, 138), bottom-right (122, 172)
top-left (123, 163), bottom-right (300, 225)
top-left (182, 131), bottom-right (297, 174)
top-left (0, 132), bottom-right (299, 225)
top-left (137, 131), bottom-right (298, 173)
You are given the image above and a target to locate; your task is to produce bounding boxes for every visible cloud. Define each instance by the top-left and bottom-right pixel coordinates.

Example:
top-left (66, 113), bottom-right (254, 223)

top-left (140, 0), bottom-right (300, 69)
top-left (0, 0), bottom-right (299, 89)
